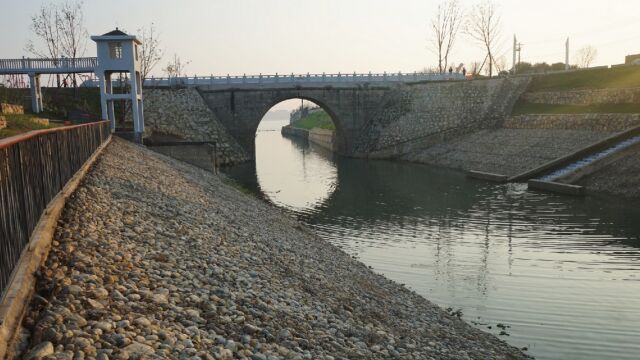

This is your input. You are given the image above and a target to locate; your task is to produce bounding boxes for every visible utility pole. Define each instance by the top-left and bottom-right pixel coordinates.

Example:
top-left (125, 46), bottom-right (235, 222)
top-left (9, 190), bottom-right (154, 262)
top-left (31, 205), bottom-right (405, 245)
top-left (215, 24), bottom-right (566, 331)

top-left (516, 43), bottom-right (523, 66)
top-left (565, 37), bottom-right (570, 70)
top-left (513, 35), bottom-right (517, 75)
top-left (512, 35), bottom-right (523, 75)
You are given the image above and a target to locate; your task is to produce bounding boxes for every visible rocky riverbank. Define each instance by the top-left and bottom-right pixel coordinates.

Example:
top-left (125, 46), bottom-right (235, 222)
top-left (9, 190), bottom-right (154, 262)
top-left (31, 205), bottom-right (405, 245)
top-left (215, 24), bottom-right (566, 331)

top-left (18, 138), bottom-right (527, 360)
top-left (403, 128), bottom-right (613, 177)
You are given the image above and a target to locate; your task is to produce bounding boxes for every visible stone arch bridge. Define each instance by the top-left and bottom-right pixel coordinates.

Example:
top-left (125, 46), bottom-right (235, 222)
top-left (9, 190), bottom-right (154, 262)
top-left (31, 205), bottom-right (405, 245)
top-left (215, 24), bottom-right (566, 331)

top-left (140, 73), bottom-right (529, 163)
top-left (198, 86), bottom-right (391, 156)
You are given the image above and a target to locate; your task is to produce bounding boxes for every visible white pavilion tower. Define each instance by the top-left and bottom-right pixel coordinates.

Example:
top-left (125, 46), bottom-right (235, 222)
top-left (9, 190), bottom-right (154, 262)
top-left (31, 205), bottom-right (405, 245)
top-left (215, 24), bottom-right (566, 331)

top-left (91, 29), bottom-right (144, 141)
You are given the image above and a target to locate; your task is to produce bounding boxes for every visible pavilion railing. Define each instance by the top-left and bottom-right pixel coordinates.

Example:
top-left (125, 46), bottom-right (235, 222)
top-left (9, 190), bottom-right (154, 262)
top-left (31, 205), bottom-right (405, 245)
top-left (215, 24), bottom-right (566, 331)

top-left (0, 120), bottom-right (110, 299)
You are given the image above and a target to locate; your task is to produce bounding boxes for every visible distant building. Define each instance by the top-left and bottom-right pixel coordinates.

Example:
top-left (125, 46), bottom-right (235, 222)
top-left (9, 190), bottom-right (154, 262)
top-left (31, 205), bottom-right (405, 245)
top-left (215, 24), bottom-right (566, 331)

top-left (625, 54), bottom-right (640, 65)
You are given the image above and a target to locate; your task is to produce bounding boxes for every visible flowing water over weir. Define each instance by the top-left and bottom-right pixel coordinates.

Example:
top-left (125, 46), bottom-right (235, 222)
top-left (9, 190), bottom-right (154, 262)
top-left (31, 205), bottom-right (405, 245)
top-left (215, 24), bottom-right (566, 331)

top-left (223, 119), bottom-right (640, 360)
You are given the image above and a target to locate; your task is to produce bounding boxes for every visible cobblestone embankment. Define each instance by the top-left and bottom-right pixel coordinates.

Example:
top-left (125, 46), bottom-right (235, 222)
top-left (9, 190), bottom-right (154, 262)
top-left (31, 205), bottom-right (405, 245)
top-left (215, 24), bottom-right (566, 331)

top-left (578, 145), bottom-right (640, 198)
top-left (19, 138), bottom-right (527, 360)
top-left (402, 128), bottom-right (613, 177)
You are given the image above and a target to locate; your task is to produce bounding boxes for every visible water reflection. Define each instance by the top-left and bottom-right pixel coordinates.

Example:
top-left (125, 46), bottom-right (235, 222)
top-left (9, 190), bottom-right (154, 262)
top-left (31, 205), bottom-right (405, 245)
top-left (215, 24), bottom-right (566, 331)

top-left (223, 120), bottom-right (640, 360)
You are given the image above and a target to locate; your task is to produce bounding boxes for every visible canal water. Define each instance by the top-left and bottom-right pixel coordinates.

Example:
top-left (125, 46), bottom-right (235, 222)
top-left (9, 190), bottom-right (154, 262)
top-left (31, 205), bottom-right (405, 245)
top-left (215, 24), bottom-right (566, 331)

top-left (223, 118), bottom-right (640, 360)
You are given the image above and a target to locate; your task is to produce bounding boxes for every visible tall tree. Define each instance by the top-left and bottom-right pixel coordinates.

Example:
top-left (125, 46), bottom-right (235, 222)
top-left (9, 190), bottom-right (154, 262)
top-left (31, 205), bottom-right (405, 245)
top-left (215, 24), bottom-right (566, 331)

top-left (430, 0), bottom-right (463, 73)
top-left (465, 0), bottom-right (502, 77)
top-left (26, 0), bottom-right (87, 87)
top-left (58, 1), bottom-right (88, 87)
top-left (26, 3), bottom-right (62, 86)
top-left (575, 46), bottom-right (598, 68)
top-left (137, 23), bottom-right (163, 79)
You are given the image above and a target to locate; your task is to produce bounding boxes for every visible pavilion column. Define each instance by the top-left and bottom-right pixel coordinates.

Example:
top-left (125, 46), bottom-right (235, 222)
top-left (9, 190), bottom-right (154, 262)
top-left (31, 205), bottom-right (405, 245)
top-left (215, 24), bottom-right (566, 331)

top-left (28, 73), bottom-right (43, 113)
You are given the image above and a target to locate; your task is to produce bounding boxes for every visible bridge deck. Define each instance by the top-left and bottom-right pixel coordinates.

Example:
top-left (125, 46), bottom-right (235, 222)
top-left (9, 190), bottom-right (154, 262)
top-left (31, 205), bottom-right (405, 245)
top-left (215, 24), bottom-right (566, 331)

top-left (0, 57), bottom-right (98, 75)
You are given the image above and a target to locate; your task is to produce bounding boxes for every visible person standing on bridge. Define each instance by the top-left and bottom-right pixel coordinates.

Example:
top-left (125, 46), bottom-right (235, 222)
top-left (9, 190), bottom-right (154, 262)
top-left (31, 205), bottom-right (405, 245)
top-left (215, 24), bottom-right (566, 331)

top-left (462, 67), bottom-right (467, 78)
top-left (448, 66), bottom-right (453, 75)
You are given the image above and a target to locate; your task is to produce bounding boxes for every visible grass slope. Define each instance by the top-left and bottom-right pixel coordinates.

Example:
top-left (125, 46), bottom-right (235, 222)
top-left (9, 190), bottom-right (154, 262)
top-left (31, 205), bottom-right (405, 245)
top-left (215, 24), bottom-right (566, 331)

top-left (290, 110), bottom-right (336, 130)
top-left (528, 66), bottom-right (640, 92)
top-left (0, 114), bottom-right (59, 139)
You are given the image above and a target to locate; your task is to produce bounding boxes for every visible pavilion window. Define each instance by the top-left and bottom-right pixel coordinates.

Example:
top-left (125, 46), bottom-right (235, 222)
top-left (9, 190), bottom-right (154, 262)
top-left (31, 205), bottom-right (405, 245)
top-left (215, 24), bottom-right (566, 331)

top-left (109, 42), bottom-right (123, 59)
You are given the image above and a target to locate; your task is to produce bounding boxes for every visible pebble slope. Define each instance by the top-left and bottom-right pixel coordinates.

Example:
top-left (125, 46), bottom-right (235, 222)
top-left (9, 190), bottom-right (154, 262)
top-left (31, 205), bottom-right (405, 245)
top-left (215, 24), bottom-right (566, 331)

top-left (20, 138), bottom-right (529, 360)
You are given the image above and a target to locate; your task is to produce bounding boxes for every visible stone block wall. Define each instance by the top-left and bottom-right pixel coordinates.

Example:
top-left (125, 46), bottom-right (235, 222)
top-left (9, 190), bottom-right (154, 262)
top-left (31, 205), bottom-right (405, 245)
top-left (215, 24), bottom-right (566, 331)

top-left (504, 114), bottom-right (640, 132)
top-left (0, 103), bottom-right (24, 115)
top-left (521, 88), bottom-right (640, 105)
top-left (147, 144), bottom-right (218, 172)
top-left (281, 125), bottom-right (309, 140)
top-left (142, 88), bottom-right (249, 165)
top-left (309, 128), bottom-right (336, 152)
top-left (0, 116), bottom-right (6, 130)
top-left (361, 77), bottom-right (531, 157)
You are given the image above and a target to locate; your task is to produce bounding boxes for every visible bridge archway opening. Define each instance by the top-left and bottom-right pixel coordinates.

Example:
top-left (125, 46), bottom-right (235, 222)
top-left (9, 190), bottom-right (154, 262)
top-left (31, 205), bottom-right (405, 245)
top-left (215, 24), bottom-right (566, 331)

top-left (251, 98), bottom-right (339, 209)
top-left (256, 97), bottom-right (339, 142)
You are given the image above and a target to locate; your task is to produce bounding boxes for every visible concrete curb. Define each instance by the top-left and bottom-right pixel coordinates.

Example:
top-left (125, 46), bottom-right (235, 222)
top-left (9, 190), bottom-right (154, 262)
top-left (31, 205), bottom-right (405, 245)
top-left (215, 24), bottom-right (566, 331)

top-left (509, 124), bottom-right (640, 182)
top-left (0, 136), bottom-right (112, 359)
top-left (528, 179), bottom-right (585, 196)
top-left (467, 170), bottom-right (509, 183)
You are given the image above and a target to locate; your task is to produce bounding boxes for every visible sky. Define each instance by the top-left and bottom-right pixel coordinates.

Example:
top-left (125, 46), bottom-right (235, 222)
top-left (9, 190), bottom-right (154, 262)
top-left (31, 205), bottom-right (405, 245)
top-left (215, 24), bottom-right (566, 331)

top-left (1, 0), bottom-right (639, 110)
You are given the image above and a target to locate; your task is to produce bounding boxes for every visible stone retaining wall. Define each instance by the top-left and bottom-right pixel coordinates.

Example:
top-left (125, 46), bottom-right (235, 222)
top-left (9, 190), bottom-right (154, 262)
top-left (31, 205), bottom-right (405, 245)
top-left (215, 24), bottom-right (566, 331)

top-left (142, 88), bottom-right (248, 166)
top-left (281, 125), bottom-right (308, 140)
top-left (360, 77), bottom-right (531, 157)
top-left (309, 128), bottom-right (336, 151)
top-left (504, 114), bottom-right (640, 132)
top-left (31, 118), bottom-right (49, 126)
top-left (521, 88), bottom-right (640, 105)
top-left (0, 103), bottom-right (24, 115)
top-left (281, 126), bottom-right (337, 152)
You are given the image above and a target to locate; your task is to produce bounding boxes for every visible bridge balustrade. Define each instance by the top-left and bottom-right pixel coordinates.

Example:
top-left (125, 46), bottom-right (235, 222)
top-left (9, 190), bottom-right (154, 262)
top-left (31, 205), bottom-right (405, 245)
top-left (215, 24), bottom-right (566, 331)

top-left (133, 71), bottom-right (463, 88)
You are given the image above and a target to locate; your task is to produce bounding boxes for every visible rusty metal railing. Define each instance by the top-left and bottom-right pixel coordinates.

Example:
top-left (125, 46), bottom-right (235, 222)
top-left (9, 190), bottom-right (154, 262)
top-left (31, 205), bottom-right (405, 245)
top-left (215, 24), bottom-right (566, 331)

top-left (0, 120), bottom-right (110, 299)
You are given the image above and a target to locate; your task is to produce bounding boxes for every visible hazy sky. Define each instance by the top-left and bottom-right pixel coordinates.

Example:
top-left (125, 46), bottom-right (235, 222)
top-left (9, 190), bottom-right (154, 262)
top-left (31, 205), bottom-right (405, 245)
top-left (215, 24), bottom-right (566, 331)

top-left (1, 0), bottom-right (638, 111)
top-left (2, 0), bottom-right (639, 74)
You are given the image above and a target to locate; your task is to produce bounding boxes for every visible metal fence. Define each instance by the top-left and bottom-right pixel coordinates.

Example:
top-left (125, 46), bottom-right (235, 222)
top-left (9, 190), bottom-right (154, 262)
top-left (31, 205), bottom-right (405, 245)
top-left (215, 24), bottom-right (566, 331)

top-left (0, 120), bottom-right (110, 299)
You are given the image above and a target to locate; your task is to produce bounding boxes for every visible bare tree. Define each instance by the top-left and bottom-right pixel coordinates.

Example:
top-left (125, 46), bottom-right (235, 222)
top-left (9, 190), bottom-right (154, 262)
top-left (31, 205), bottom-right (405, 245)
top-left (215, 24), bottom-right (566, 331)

top-left (58, 1), bottom-right (87, 59)
top-left (25, 1), bottom-right (87, 87)
top-left (575, 46), bottom-right (598, 68)
top-left (58, 1), bottom-right (88, 87)
top-left (430, 0), bottom-right (464, 73)
top-left (163, 54), bottom-right (190, 79)
top-left (465, 0), bottom-right (502, 77)
top-left (137, 23), bottom-right (163, 79)
top-left (26, 3), bottom-right (62, 86)
top-left (468, 60), bottom-right (482, 76)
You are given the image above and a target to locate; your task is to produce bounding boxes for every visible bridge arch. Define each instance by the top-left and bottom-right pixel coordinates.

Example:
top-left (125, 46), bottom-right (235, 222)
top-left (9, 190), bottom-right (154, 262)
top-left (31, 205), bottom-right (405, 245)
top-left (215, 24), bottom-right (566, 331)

top-left (255, 95), bottom-right (342, 146)
top-left (197, 87), bottom-right (392, 159)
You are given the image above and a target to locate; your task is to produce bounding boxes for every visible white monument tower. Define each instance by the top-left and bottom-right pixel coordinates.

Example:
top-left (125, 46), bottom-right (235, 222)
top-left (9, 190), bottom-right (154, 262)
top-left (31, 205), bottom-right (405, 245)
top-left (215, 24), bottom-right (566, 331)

top-left (91, 29), bottom-right (144, 141)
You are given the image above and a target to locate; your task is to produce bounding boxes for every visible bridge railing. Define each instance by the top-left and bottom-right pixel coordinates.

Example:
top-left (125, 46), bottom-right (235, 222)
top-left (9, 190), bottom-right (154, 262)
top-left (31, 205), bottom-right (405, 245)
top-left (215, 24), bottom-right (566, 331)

top-left (80, 71), bottom-right (464, 88)
top-left (0, 57), bottom-right (98, 74)
top-left (0, 120), bottom-right (110, 300)
top-left (142, 72), bottom-right (464, 87)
